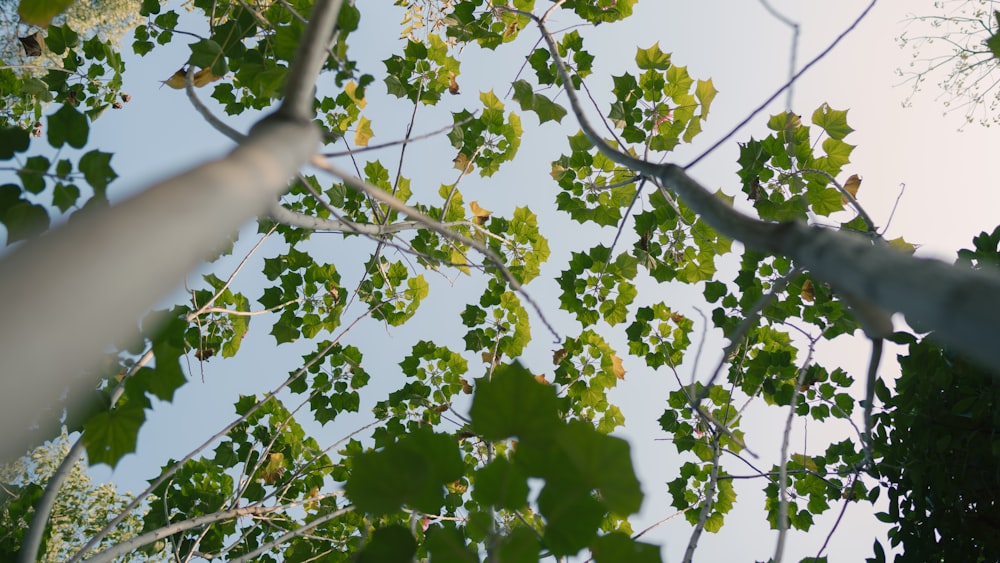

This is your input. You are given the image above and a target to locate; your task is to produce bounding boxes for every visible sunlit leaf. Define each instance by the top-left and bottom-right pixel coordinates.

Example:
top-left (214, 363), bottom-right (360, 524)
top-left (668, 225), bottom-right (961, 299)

top-left (18, 0), bottom-right (74, 26)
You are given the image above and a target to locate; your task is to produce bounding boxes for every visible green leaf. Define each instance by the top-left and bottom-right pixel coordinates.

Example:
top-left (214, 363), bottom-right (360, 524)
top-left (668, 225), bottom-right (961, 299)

top-left (988, 12), bottom-right (1000, 59)
top-left (18, 156), bottom-right (49, 194)
top-left (473, 458), bottom-right (529, 510)
top-left (635, 43), bottom-right (671, 70)
top-left (83, 402), bottom-right (145, 467)
top-left (79, 150), bottom-right (117, 194)
top-left (0, 185), bottom-right (50, 244)
top-left (554, 421), bottom-right (643, 514)
top-left (147, 331), bottom-right (187, 402)
top-left (358, 525), bottom-right (416, 563)
top-left (695, 78), bottom-right (717, 115)
top-left (18, 0), bottom-right (74, 26)
top-left (0, 127), bottom-right (30, 158)
top-left (812, 103), bottom-right (853, 140)
top-left (425, 523), bottom-right (477, 563)
top-left (538, 478), bottom-right (605, 556)
top-left (52, 183), bottom-right (80, 212)
top-left (345, 426), bottom-right (463, 514)
top-left (470, 362), bottom-right (560, 442)
top-left (497, 527), bottom-right (542, 563)
top-left (591, 532), bottom-right (662, 563)
top-left (48, 104), bottom-right (89, 148)
top-left (189, 39), bottom-right (229, 76)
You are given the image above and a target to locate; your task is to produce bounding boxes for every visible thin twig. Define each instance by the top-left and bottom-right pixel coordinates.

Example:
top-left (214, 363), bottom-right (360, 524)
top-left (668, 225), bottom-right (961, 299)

top-left (312, 156), bottom-right (561, 342)
top-left (321, 115), bottom-right (476, 157)
top-left (17, 349), bottom-right (154, 563)
top-left (685, 0), bottom-right (876, 169)
top-left (682, 435), bottom-right (721, 563)
top-left (774, 342), bottom-right (817, 563)
top-left (796, 168), bottom-right (877, 233)
top-left (188, 225), bottom-right (277, 321)
top-left (695, 266), bottom-right (803, 409)
top-left (67, 307), bottom-right (374, 563)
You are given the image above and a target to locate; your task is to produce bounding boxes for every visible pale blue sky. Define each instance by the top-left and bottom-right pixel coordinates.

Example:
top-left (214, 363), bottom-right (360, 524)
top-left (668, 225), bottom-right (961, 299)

top-left (8, 0), bottom-right (997, 561)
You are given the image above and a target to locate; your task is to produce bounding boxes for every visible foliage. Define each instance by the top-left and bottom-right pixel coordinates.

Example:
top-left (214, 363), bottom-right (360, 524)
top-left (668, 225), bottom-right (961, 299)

top-left (869, 227), bottom-right (1000, 562)
top-left (0, 0), bottom-right (997, 562)
top-left (896, 0), bottom-right (1000, 127)
top-left (0, 432), bottom-right (156, 562)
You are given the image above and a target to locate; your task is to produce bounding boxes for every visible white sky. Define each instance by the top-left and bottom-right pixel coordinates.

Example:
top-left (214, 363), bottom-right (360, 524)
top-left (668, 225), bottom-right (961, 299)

top-left (10, 0), bottom-right (998, 561)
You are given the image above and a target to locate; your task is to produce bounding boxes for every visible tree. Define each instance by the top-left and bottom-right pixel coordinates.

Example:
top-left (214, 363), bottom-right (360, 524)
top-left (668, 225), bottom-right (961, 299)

top-left (0, 431), bottom-right (156, 562)
top-left (1, 0), bottom-right (138, 129)
top-left (897, 0), bottom-right (1000, 127)
top-left (0, 0), bottom-right (998, 562)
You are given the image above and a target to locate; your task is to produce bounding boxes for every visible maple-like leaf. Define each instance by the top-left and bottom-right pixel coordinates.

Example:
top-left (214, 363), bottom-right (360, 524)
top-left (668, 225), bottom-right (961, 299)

top-left (469, 201), bottom-right (492, 225)
top-left (611, 353), bottom-right (626, 380)
top-left (841, 174), bottom-right (861, 204)
top-left (161, 67), bottom-right (187, 89)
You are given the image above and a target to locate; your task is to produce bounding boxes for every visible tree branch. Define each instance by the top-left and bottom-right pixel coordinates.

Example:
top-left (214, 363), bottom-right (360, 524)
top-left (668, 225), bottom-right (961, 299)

top-left (774, 344), bottom-right (816, 563)
top-left (277, 0), bottom-right (344, 121)
top-left (80, 495), bottom-right (344, 563)
top-left (529, 10), bottom-right (1000, 374)
top-left (226, 507), bottom-right (355, 563)
top-left (0, 0), bottom-right (353, 463)
top-left (311, 156), bottom-right (562, 343)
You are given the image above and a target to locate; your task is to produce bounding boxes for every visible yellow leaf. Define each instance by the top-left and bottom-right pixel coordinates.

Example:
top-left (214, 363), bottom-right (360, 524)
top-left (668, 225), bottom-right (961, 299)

top-left (453, 152), bottom-right (474, 173)
top-left (801, 279), bottom-right (815, 303)
top-left (534, 374), bottom-right (549, 385)
top-left (611, 353), bottom-right (626, 380)
top-left (550, 163), bottom-right (567, 181)
top-left (449, 247), bottom-right (470, 275)
top-left (790, 453), bottom-right (818, 472)
top-left (448, 71), bottom-right (460, 95)
top-left (193, 67), bottom-right (222, 87)
top-left (18, 0), bottom-right (74, 27)
top-left (304, 486), bottom-right (320, 511)
top-left (503, 21), bottom-right (519, 38)
top-left (354, 115), bottom-right (374, 147)
top-left (259, 452), bottom-right (285, 484)
top-left (469, 201), bottom-right (492, 225)
top-left (344, 80), bottom-right (367, 109)
top-left (887, 236), bottom-right (917, 254)
top-left (841, 174), bottom-right (862, 204)
top-left (162, 67), bottom-right (188, 89)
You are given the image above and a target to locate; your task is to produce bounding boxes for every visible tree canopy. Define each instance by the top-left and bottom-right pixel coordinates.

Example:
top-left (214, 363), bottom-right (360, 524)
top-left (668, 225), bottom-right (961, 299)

top-left (1, 0), bottom-right (999, 562)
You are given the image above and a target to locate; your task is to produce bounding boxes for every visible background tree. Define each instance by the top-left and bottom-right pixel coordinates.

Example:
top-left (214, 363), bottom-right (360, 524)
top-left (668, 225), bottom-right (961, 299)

top-left (0, 432), bottom-right (156, 562)
top-left (897, 0), bottom-right (1000, 127)
top-left (0, 0), bottom-right (998, 562)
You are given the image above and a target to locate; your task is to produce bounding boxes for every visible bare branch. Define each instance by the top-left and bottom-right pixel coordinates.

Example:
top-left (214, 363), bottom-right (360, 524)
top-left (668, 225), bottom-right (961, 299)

top-left (774, 344), bottom-right (817, 563)
top-left (686, 0), bottom-right (876, 168)
top-left (682, 436), bottom-right (722, 563)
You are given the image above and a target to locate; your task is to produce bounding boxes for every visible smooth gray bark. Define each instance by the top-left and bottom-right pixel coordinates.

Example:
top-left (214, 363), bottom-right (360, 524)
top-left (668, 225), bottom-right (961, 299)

top-left (534, 15), bottom-right (1000, 374)
top-left (0, 117), bottom-right (320, 462)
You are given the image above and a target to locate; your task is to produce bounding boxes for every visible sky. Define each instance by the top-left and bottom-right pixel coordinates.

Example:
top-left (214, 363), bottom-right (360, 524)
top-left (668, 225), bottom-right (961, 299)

top-left (5, 0), bottom-right (999, 561)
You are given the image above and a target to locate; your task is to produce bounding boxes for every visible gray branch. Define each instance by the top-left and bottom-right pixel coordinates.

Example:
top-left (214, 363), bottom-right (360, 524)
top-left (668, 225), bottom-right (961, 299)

top-left (0, 0), bottom-right (345, 462)
top-left (532, 14), bottom-right (1000, 374)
